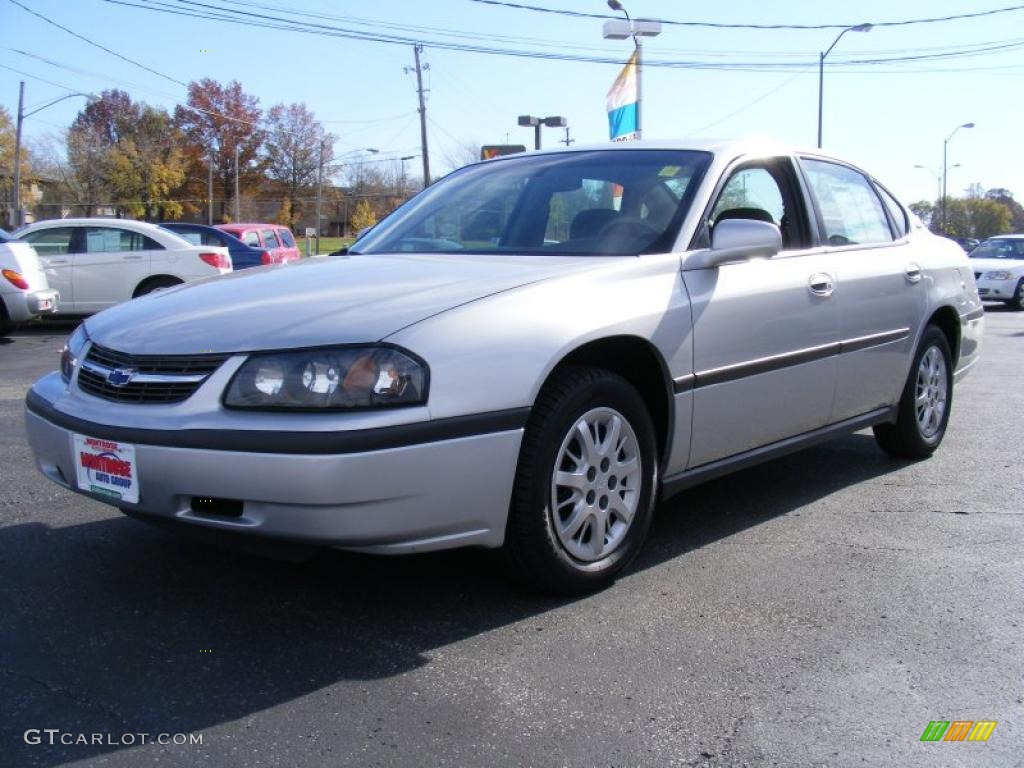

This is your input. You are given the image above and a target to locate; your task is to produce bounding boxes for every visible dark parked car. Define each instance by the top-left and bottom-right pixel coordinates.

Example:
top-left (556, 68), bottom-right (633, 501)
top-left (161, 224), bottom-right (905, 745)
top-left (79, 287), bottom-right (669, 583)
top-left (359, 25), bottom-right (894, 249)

top-left (161, 223), bottom-right (271, 270)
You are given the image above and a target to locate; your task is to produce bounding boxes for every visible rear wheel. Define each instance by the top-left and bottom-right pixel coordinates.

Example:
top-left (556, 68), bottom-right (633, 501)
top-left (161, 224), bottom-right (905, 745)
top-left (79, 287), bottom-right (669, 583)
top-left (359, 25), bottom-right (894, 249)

top-left (503, 366), bottom-right (657, 595)
top-left (873, 325), bottom-right (953, 459)
top-left (133, 276), bottom-right (183, 298)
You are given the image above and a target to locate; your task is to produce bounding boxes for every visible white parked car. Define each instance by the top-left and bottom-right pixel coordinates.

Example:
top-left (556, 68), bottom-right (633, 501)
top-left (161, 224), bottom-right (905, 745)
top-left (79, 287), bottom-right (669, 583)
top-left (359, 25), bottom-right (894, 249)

top-left (968, 235), bottom-right (1024, 309)
top-left (16, 218), bottom-right (232, 315)
top-left (0, 227), bottom-right (59, 335)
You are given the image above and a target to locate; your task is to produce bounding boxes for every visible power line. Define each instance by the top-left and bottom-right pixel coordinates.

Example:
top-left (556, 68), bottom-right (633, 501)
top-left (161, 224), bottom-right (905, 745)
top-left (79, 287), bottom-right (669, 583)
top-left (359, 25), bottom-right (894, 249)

top-left (7, 0), bottom-right (188, 86)
top-left (467, 0), bottom-right (1024, 31)
top-left (101, 0), bottom-right (1024, 73)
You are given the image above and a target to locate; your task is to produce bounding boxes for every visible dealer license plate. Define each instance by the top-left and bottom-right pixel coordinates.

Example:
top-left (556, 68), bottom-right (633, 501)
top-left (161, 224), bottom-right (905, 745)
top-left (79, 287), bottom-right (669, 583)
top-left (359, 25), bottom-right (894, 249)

top-left (72, 434), bottom-right (140, 504)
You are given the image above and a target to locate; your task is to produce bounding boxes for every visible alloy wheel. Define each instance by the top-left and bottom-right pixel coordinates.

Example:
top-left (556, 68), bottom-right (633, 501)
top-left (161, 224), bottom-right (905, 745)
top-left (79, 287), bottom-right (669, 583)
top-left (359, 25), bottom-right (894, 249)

top-left (550, 407), bottom-right (642, 562)
top-left (915, 346), bottom-right (948, 439)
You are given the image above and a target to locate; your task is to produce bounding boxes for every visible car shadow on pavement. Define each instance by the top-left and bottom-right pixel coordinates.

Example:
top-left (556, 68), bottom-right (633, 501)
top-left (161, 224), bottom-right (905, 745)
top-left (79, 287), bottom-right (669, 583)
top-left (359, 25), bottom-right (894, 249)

top-left (1, 432), bottom-right (906, 766)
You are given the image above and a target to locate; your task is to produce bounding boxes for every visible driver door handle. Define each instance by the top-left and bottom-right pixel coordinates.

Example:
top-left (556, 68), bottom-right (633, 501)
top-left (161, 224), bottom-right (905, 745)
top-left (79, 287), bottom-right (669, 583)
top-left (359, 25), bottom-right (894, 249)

top-left (904, 263), bottom-right (922, 283)
top-left (808, 273), bottom-right (834, 297)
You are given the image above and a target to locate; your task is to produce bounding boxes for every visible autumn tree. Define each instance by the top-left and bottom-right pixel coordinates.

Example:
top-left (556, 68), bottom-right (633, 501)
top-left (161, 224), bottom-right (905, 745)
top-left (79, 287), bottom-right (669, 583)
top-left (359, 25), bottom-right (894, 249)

top-left (263, 102), bottom-right (333, 224)
top-left (350, 198), bottom-right (377, 232)
top-left (174, 79), bottom-right (265, 222)
top-left (984, 188), bottom-right (1024, 233)
top-left (943, 197), bottom-right (1011, 240)
top-left (105, 106), bottom-right (187, 220)
top-left (66, 89), bottom-right (139, 215)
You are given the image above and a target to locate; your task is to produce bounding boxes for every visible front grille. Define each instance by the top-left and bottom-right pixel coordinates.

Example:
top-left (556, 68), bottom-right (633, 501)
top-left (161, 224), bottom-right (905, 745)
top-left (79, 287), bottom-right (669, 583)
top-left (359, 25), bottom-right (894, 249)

top-left (77, 343), bottom-right (229, 404)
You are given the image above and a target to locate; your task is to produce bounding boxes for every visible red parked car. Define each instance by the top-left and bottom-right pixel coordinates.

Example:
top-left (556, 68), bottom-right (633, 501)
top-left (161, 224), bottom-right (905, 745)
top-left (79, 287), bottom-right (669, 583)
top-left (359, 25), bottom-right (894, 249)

top-left (215, 223), bottom-right (301, 263)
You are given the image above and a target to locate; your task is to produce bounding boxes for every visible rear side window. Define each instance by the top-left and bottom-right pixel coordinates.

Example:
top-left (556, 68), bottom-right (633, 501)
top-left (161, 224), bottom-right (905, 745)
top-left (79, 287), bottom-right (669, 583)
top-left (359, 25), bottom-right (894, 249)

top-left (800, 159), bottom-right (894, 246)
top-left (262, 229), bottom-right (281, 249)
top-left (875, 183), bottom-right (908, 238)
top-left (174, 231), bottom-right (202, 246)
top-left (83, 228), bottom-right (163, 252)
top-left (22, 227), bottom-right (76, 255)
top-left (278, 229), bottom-right (296, 247)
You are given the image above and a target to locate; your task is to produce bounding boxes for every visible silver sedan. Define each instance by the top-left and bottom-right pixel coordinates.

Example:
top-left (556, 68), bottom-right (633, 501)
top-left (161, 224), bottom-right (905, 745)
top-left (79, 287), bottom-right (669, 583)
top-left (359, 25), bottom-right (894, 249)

top-left (25, 139), bottom-right (983, 594)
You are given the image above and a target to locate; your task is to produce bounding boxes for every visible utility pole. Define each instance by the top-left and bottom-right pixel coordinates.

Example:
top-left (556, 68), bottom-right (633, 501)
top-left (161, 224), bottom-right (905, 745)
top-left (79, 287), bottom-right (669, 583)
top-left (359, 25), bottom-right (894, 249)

top-left (315, 136), bottom-right (324, 254)
top-left (560, 127), bottom-right (574, 146)
top-left (408, 45), bottom-right (431, 186)
top-left (233, 144), bottom-right (240, 222)
top-left (12, 81), bottom-right (24, 227)
top-left (207, 150), bottom-right (214, 225)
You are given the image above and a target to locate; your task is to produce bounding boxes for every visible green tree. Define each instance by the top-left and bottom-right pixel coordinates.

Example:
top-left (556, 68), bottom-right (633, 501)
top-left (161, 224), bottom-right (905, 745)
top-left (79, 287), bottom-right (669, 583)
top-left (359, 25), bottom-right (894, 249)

top-left (984, 188), bottom-right (1024, 233)
top-left (908, 200), bottom-right (935, 229)
top-left (0, 106), bottom-right (33, 224)
top-left (943, 197), bottom-right (1011, 240)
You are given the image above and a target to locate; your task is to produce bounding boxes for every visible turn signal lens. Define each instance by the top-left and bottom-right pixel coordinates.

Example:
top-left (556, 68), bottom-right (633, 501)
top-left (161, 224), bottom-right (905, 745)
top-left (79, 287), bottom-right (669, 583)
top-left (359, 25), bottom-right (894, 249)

top-left (2, 268), bottom-right (29, 290)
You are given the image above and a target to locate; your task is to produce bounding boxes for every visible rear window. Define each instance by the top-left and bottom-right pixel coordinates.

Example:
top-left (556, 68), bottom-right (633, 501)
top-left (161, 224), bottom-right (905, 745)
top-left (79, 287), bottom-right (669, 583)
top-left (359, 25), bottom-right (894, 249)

top-left (172, 231), bottom-right (203, 246)
top-left (278, 228), bottom-right (296, 248)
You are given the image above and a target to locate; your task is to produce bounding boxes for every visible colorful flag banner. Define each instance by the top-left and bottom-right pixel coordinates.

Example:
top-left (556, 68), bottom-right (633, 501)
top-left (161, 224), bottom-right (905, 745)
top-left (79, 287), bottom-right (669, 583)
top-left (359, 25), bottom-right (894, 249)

top-left (606, 51), bottom-right (638, 141)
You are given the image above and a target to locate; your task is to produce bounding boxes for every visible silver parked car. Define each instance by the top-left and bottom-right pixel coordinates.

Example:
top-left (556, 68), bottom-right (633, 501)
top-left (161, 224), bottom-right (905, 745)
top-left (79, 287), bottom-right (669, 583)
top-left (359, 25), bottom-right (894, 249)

top-left (0, 227), bottom-right (59, 335)
top-left (24, 140), bottom-right (983, 593)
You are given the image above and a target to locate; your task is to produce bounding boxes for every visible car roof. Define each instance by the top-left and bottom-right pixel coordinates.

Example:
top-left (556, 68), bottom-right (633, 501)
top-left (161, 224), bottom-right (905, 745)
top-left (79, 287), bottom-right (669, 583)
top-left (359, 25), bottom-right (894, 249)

top-left (216, 223), bottom-right (290, 230)
top-left (21, 217), bottom-right (169, 233)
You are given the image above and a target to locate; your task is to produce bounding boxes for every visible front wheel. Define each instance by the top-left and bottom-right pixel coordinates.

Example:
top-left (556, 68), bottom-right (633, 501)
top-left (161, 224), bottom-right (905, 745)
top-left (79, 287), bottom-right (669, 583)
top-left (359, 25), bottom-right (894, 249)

top-left (503, 366), bottom-right (657, 595)
top-left (873, 325), bottom-right (953, 459)
top-left (1010, 278), bottom-right (1024, 311)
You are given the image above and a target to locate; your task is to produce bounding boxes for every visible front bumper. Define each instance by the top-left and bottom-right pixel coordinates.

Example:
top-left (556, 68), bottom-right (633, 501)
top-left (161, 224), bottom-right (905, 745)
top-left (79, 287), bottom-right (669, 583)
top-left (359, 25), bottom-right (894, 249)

top-left (975, 275), bottom-right (1020, 301)
top-left (25, 388), bottom-right (525, 554)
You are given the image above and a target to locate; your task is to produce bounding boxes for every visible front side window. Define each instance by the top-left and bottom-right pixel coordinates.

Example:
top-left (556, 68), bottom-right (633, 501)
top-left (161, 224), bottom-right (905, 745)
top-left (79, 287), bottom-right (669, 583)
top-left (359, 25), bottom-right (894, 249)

top-left (801, 159), bottom-right (894, 246)
top-left (22, 227), bottom-right (76, 256)
top-left (354, 150), bottom-right (712, 256)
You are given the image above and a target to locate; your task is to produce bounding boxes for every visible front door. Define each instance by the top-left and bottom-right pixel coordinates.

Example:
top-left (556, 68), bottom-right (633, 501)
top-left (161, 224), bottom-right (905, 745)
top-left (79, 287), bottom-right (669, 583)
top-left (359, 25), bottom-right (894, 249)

top-left (683, 157), bottom-right (840, 467)
top-left (74, 226), bottom-right (157, 313)
top-left (21, 226), bottom-right (76, 312)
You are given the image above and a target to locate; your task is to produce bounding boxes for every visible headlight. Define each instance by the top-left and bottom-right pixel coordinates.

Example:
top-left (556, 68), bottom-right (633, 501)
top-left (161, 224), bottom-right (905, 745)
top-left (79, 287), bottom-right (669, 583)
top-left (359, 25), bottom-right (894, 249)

top-left (983, 271), bottom-right (1013, 280)
top-left (60, 325), bottom-right (89, 383)
top-left (224, 346), bottom-right (428, 410)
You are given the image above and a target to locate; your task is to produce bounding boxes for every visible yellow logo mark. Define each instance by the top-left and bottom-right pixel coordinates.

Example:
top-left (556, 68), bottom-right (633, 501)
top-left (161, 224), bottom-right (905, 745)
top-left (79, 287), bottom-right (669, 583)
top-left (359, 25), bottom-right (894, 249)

top-left (968, 721), bottom-right (997, 742)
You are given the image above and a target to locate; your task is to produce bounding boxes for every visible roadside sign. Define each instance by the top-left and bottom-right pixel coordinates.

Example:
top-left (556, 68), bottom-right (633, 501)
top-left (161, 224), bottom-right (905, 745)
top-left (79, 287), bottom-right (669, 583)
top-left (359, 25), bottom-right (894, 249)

top-left (481, 145), bottom-right (527, 160)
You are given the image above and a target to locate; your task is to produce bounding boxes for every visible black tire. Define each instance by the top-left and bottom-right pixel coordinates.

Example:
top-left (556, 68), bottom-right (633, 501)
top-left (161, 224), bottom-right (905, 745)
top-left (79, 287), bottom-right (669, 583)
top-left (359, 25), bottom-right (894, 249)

top-left (1010, 278), bottom-right (1024, 311)
top-left (0, 301), bottom-right (12, 337)
top-left (503, 366), bottom-right (658, 595)
top-left (133, 276), bottom-right (183, 298)
top-left (873, 325), bottom-right (954, 459)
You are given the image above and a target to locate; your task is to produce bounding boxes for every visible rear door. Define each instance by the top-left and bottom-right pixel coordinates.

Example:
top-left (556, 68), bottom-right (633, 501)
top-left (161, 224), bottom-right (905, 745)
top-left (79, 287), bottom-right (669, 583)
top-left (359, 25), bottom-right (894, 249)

top-left (683, 156), bottom-right (840, 467)
top-left (20, 226), bottom-right (76, 311)
top-left (798, 158), bottom-right (926, 421)
top-left (75, 226), bottom-right (159, 312)
top-left (261, 228), bottom-right (282, 262)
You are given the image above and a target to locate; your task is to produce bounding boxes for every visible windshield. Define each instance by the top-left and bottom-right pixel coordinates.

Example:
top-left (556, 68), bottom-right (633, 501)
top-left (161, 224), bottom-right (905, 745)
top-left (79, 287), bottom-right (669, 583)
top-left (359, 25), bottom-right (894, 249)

top-left (353, 149), bottom-right (712, 256)
top-left (970, 238), bottom-right (1024, 259)
top-left (0, 228), bottom-right (12, 243)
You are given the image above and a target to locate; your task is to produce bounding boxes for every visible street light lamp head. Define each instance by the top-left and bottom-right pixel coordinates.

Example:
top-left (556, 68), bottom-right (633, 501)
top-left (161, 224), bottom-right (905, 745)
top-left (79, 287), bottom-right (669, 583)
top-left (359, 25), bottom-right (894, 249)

top-left (607, 0), bottom-right (623, 10)
top-left (962, 122), bottom-right (975, 129)
top-left (851, 23), bottom-right (873, 32)
top-left (518, 115), bottom-right (540, 127)
top-left (542, 116), bottom-right (567, 127)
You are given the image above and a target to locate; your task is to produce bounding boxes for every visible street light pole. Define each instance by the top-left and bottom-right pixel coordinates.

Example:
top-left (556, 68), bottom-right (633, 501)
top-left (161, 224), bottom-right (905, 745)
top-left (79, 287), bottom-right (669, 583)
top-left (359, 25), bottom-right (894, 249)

top-left (315, 136), bottom-right (324, 254)
top-left (604, 1), bottom-right (661, 140)
top-left (518, 115), bottom-right (567, 150)
top-left (10, 83), bottom-right (92, 227)
top-left (941, 122), bottom-right (974, 233)
top-left (233, 144), bottom-right (241, 222)
top-left (817, 23), bottom-right (872, 149)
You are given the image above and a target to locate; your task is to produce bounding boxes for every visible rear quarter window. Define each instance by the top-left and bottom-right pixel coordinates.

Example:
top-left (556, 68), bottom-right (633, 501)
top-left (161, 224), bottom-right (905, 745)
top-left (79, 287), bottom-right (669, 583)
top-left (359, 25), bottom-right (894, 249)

top-left (278, 229), bottom-right (296, 248)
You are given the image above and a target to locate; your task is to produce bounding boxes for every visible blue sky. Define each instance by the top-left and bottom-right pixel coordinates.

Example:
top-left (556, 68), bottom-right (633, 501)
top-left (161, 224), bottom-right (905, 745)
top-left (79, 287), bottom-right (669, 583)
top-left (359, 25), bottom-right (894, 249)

top-left (2, 0), bottom-right (1022, 206)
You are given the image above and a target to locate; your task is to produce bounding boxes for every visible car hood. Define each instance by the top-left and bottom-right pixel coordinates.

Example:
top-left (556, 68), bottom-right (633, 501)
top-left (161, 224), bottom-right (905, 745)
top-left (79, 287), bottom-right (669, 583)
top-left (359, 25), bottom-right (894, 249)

top-left (85, 252), bottom-right (599, 354)
top-left (969, 258), bottom-right (1024, 273)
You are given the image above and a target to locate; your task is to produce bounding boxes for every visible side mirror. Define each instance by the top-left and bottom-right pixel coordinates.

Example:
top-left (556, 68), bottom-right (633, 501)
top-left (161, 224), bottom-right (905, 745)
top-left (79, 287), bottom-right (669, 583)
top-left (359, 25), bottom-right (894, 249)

top-left (683, 218), bottom-right (782, 270)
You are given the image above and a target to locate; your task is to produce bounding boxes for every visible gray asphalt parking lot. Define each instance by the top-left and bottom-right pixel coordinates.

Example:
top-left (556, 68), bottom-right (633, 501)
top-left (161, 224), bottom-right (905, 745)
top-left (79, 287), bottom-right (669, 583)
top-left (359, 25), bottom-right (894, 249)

top-left (1, 310), bottom-right (1021, 768)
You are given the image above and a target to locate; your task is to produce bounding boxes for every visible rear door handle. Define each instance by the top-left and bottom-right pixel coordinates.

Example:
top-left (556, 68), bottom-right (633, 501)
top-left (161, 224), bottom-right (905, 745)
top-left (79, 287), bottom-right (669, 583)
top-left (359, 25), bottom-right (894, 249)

top-left (904, 263), bottom-right (922, 283)
top-left (48, 259), bottom-right (69, 265)
top-left (808, 273), bottom-right (834, 297)
top-left (123, 255), bottom-right (143, 261)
